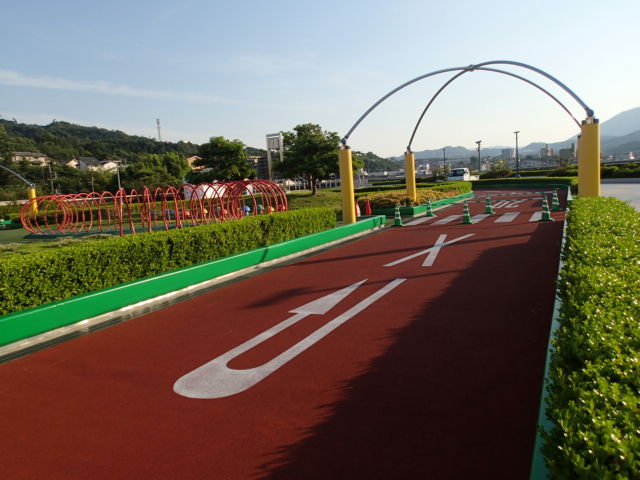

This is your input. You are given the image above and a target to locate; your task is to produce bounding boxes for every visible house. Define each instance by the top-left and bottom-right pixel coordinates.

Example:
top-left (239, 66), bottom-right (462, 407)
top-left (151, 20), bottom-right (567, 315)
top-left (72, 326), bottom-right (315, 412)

top-left (62, 158), bottom-right (80, 169)
top-left (99, 160), bottom-right (118, 172)
top-left (12, 152), bottom-right (48, 167)
top-left (77, 157), bottom-right (101, 171)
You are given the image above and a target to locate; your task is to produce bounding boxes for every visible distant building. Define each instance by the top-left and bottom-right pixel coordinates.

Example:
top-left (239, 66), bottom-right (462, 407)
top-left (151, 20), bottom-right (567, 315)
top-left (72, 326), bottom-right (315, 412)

top-left (558, 143), bottom-right (575, 161)
top-left (501, 148), bottom-right (515, 159)
top-left (11, 151), bottom-right (47, 167)
top-left (539, 144), bottom-right (553, 158)
top-left (99, 160), bottom-right (118, 172)
top-left (248, 155), bottom-right (270, 179)
top-left (76, 157), bottom-right (118, 172)
top-left (62, 158), bottom-right (80, 169)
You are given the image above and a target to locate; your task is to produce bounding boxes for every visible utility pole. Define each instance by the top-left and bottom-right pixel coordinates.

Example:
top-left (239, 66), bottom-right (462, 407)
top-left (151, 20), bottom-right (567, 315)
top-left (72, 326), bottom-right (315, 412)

top-left (115, 160), bottom-right (122, 190)
top-left (514, 130), bottom-right (521, 177)
top-left (47, 161), bottom-right (55, 193)
top-left (156, 118), bottom-right (162, 142)
top-left (475, 140), bottom-right (482, 174)
top-left (442, 147), bottom-right (446, 179)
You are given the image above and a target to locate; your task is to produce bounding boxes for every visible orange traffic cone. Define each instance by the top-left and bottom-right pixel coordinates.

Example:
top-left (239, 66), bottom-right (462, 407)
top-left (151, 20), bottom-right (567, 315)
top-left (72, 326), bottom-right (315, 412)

top-left (364, 199), bottom-right (372, 216)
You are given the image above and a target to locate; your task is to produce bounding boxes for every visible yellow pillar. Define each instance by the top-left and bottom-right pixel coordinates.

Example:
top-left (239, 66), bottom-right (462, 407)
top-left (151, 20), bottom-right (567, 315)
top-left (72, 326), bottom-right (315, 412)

top-left (339, 146), bottom-right (356, 224)
top-left (578, 118), bottom-right (600, 197)
top-left (404, 151), bottom-right (417, 204)
top-left (27, 186), bottom-right (38, 214)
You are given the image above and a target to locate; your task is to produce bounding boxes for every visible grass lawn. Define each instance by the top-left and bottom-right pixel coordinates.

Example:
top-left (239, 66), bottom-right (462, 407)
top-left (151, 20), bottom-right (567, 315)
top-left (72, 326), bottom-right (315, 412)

top-left (286, 189), bottom-right (343, 210)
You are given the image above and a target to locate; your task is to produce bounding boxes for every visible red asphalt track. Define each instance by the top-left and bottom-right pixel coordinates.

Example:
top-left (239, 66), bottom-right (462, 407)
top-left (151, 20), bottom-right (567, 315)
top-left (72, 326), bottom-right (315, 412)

top-left (0, 189), bottom-right (566, 479)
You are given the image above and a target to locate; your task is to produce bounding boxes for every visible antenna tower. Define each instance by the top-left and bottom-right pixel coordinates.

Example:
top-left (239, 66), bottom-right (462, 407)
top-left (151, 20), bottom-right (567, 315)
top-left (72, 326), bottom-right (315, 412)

top-left (156, 118), bottom-right (162, 142)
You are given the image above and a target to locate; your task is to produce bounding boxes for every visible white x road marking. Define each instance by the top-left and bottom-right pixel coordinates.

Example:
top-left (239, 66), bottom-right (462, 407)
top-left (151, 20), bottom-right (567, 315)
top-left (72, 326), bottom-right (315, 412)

top-left (173, 278), bottom-right (406, 399)
top-left (383, 233), bottom-right (475, 267)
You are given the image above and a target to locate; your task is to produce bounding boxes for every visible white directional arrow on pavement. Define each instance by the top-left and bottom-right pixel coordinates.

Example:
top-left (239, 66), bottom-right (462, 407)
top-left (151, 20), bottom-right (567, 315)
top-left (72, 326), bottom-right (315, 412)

top-left (173, 278), bottom-right (406, 399)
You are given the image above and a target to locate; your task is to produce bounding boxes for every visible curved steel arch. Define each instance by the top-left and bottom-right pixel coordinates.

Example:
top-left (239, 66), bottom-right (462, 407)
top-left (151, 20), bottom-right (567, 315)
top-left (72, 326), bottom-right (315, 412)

top-left (406, 66), bottom-right (582, 152)
top-left (341, 60), bottom-right (593, 145)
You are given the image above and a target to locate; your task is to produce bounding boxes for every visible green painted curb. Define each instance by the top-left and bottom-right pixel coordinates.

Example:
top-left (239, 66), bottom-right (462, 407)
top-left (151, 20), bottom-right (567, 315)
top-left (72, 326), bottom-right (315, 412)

top-left (0, 215), bottom-right (386, 347)
top-left (371, 191), bottom-right (474, 216)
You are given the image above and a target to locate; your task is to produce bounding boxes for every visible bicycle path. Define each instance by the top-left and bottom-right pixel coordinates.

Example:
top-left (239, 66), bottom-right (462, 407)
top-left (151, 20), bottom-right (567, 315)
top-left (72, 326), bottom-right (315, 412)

top-left (0, 188), bottom-right (566, 479)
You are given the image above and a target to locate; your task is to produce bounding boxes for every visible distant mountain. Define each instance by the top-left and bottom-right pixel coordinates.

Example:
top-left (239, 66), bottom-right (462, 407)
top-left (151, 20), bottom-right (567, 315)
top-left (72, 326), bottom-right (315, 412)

top-left (600, 107), bottom-right (640, 137)
top-left (399, 107), bottom-right (640, 159)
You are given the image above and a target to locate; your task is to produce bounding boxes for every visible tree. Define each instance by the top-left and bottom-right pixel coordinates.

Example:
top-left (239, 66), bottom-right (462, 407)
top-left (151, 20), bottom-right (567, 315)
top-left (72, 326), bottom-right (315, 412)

top-left (0, 126), bottom-right (12, 162)
top-left (356, 151), bottom-right (397, 172)
top-left (113, 153), bottom-right (188, 191)
top-left (275, 124), bottom-right (343, 195)
top-left (188, 136), bottom-right (255, 183)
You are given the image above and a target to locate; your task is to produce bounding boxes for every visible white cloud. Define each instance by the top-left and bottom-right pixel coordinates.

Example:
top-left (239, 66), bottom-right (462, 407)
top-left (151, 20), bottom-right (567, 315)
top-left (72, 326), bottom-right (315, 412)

top-left (0, 69), bottom-right (242, 105)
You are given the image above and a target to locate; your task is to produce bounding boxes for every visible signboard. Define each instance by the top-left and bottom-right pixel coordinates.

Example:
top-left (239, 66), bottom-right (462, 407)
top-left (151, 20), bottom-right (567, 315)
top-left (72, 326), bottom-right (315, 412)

top-left (266, 133), bottom-right (284, 181)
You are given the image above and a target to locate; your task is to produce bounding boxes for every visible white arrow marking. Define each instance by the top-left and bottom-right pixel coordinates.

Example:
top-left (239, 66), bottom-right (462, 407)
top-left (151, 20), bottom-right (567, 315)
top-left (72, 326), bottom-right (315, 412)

top-left (173, 278), bottom-right (405, 399)
top-left (383, 233), bottom-right (475, 268)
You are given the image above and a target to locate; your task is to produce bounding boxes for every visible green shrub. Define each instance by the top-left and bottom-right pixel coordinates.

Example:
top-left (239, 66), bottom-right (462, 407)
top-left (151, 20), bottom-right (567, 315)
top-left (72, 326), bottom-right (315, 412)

top-left (543, 197), bottom-right (640, 478)
top-left (547, 165), bottom-right (578, 177)
top-left (480, 169), bottom-right (513, 179)
top-left (355, 182), bottom-right (470, 209)
top-left (355, 180), bottom-right (470, 195)
top-left (601, 163), bottom-right (640, 179)
top-left (357, 189), bottom-right (462, 209)
top-left (472, 177), bottom-right (578, 193)
top-left (0, 208), bottom-right (336, 315)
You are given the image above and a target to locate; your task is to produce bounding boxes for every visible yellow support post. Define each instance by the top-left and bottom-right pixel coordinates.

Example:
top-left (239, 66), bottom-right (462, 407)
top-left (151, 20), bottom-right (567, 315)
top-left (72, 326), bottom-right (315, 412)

top-left (339, 146), bottom-right (356, 224)
top-left (404, 150), bottom-right (417, 204)
top-left (27, 186), bottom-right (38, 213)
top-left (578, 118), bottom-right (600, 198)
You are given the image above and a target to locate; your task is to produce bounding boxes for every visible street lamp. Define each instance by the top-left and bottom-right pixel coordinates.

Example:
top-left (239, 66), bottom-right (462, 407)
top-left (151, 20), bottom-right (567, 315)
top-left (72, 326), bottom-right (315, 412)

top-left (442, 147), bottom-right (446, 180)
top-left (475, 140), bottom-right (481, 174)
top-left (514, 130), bottom-right (521, 177)
top-left (115, 160), bottom-right (122, 190)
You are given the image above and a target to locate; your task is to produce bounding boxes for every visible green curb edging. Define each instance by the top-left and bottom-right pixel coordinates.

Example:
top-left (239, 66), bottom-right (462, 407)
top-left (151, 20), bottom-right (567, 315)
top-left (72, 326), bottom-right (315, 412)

top-left (0, 215), bottom-right (386, 347)
top-left (370, 191), bottom-right (474, 216)
top-left (529, 185), bottom-right (572, 479)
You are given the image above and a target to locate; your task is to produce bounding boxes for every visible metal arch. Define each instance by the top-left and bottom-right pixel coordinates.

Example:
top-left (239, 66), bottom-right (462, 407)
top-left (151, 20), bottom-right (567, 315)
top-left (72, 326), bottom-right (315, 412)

top-left (0, 164), bottom-right (35, 188)
top-left (341, 60), bottom-right (594, 145)
top-left (473, 60), bottom-right (593, 117)
top-left (407, 66), bottom-right (582, 152)
top-left (341, 65), bottom-right (473, 144)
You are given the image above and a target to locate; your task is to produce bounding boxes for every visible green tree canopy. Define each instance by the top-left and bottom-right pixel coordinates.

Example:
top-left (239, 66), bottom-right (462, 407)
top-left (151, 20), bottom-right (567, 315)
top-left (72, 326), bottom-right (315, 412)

top-left (275, 124), bottom-right (342, 195)
top-left (188, 136), bottom-right (255, 182)
top-left (113, 153), bottom-right (189, 191)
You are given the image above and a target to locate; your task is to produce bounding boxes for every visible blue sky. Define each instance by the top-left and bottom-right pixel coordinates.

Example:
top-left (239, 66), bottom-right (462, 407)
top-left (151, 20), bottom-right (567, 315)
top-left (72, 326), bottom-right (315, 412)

top-left (1, 0), bottom-right (638, 157)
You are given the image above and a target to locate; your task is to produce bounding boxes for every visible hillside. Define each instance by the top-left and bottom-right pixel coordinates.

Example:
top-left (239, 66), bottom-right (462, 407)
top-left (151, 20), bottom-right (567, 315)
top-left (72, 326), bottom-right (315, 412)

top-left (0, 119), bottom-right (199, 162)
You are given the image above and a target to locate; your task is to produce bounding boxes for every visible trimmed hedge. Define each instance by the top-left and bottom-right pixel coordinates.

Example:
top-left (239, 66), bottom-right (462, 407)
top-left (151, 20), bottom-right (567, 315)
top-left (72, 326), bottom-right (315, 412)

top-left (354, 180), bottom-right (471, 195)
top-left (472, 177), bottom-right (578, 193)
top-left (0, 208), bottom-right (336, 315)
top-left (357, 189), bottom-right (462, 209)
top-left (543, 197), bottom-right (640, 478)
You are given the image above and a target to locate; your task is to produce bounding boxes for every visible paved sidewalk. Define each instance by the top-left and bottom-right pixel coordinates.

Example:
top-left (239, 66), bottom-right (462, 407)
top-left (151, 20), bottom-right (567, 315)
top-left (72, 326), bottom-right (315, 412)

top-left (601, 179), bottom-right (640, 211)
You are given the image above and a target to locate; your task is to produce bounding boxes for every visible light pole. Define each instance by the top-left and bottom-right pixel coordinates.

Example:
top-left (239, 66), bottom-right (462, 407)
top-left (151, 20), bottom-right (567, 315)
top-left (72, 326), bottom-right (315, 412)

top-left (115, 160), bottom-right (122, 190)
top-left (514, 130), bottom-right (521, 177)
top-left (442, 147), bottom-right (446, 180)
top-left (475, 140), bottom-right (481, 174)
